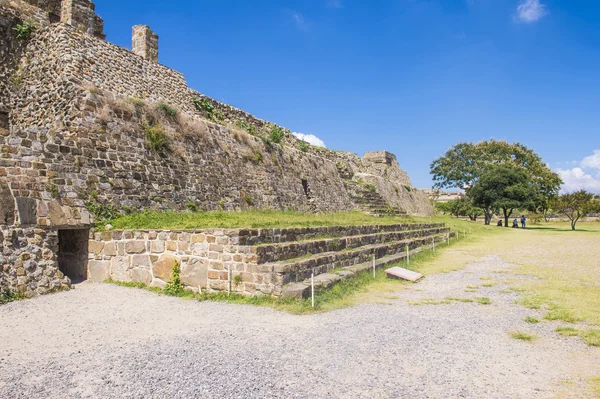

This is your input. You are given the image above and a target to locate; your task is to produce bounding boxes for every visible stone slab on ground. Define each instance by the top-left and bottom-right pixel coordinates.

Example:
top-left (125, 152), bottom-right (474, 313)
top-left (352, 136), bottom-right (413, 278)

top-left (385, 266), bottom-right (423, 282)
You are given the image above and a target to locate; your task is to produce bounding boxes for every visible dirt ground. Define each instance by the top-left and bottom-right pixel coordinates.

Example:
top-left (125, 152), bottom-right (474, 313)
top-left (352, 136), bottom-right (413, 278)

top-left (1, 225), bottom-right (599, 398)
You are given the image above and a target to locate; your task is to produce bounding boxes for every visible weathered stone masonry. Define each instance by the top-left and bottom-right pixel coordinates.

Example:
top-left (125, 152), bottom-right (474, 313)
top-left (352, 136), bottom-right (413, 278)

top-left (0, 0), bottom-right (435, 297)
top-left (88, 223), bottom-right (451, 296)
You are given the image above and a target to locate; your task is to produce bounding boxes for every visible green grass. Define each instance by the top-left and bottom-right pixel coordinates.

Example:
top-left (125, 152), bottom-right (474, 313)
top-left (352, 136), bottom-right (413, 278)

top-left (511, 331), bottom-right (536, 341)
top-left (105, 210), bottom-right (415, 230)
top-left (108, 267), bottom-right (412, 315)
top-left (475, 297), bottom-right (492, 305)
top-left (556, 326), bottom-right (580, 336)
top-left (408, 298), bottom-right (451, 305)
top-left (0, 289), bottom-right (25, 305)
top-left (446, 296), bottom-right (474, 303)
top-left (555, 326), bottom-right (600, 347)
top-left (524, 316), bottom-right (540, 323)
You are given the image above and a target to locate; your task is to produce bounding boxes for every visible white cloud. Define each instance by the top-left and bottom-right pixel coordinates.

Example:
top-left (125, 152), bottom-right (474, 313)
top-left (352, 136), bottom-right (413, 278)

top-left (581, 149), bottom-right (600, 169)
top-left (292, 132), bottom-right (327, 148)
top-left (515, 0), bottom-right (547, 23)
top-left (555, 149), bottom-right (600, 194)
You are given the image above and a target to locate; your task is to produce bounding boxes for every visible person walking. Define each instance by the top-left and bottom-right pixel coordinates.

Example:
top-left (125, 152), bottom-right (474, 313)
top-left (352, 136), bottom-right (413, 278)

top-left (520, 215), bottom-right (526, 229)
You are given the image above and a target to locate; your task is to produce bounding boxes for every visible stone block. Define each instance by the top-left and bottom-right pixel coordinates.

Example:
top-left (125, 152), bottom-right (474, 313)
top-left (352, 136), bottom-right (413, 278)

top-left (150, 278), bottom-right (167, 289)
top-left (126, 240), bottom-right (146, 254)
top-left (47, 201), bottom-right (67, 226)
top-left (191, 234), bottom-right (205, 243)
top-left (88, 260), bottom-right (110, 282)
top-left (110, 256), bottom-right (130, 281)
top-left (152, 254), bottom-right (178, 282)
top-left (88, 240), bottom-right (104, 255)
top-left (181, 258), bottom-right (208, 289)
top-left (131, 255), bottom-right (151, 268)
top-left (15, 197), bottom-right (37, 225)
top-left (104, 242), bottom-right (117, 256)
top-left (129, 268), bottom-right (152, 285)
top-left (0, 182), bottom-right (15, 225)
top-left (151, 240), bottom-right (165, 253)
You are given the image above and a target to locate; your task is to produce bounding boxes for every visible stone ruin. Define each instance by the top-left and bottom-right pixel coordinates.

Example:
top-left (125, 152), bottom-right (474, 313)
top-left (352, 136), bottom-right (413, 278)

top-left (0, 0), bottom-right (435, 297)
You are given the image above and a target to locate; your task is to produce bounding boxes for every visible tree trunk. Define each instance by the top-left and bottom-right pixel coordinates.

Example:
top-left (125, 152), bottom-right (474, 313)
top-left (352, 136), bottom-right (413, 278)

top-left (484, 209), bottom-right (493, 225)
top-left (503, 208), bottom-right (512, 228)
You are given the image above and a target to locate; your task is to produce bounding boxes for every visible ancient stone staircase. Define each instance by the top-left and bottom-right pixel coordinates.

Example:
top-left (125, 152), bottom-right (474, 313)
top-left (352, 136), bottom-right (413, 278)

top-left (241, 223), bottom-right (454, 298)
top-left (347, 182), bottom-right (407, 216)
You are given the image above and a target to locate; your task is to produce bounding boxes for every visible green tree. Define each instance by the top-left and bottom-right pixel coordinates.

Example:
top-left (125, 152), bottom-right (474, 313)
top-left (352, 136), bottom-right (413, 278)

top-left (469, 165), bottom-right (536, 228)
top-left (550, 190), bottom-right (600, 231)
top-left (430, 140), bottom-right (561, 224)
top-left (435, 197), bottom-right (483, 221)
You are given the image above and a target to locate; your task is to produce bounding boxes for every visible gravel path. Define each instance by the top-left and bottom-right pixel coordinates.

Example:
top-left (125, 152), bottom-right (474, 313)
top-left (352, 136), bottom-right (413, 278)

top-left (1, 255), bottom-right (598, 398)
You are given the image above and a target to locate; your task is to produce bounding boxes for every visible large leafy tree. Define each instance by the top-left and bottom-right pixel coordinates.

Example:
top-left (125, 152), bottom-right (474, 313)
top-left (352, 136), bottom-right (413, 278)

top-left (430, 140), bottom-right (562, 224)
top-left (550, 190), bottom-right (600, 230)
top-left (469, 165), bottom-right (536, 227)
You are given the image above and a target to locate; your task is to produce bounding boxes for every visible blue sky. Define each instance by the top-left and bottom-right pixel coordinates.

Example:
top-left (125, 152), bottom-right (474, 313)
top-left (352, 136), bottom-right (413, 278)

top-left (96, 0), bottom-right (600, 193)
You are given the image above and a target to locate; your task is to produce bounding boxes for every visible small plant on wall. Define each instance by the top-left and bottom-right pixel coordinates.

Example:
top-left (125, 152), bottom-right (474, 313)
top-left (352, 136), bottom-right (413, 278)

top-left (233, 274), bottom-right (243, 286)
top-left (144, 124), bottom-right (171, 156)
top-left (298, 140), bottom-right (309, 153)
top-left (165, 263), bottom-right (183, 295)
top-left (156, 102), bottom-right (177, 117)
top-left (13, 21), bottom-right (35, 41)
top-left (269, 126), bottom-right (285, 144)
top-left (193, 97), bottom-right (223, 122)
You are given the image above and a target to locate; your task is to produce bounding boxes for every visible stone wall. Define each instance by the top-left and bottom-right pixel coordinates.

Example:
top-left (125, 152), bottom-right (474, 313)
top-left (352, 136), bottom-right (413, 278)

top-left (0, 0), bottom-right (434, 297)
top-left (88, 223), bottom-right (448, 296)
top-left (0, 226), bottom-right (70, 296)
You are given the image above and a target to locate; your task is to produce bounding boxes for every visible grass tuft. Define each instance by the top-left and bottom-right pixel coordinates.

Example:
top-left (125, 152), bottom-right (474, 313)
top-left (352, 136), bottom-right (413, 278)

top-left (523, 316), bottom-right (540, 324)
top-left (511, 331), bottom-right (536, 341)
top-left (475, 297), bottom-right (492, 305)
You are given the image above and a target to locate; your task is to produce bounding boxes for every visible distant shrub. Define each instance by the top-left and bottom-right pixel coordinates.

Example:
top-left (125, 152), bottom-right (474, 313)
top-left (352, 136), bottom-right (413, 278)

top-left (298, 140), bottom-right (309, 153)
top-left (254, 151), bottom-right (263, 164)
top-left (156, 102), bottom-right (177, 117)
top-left (13, 21), bottom-right (35, 40)
top-left (365, 184), bottom-right (377, 193)
top-left (243, 194), bottom-right (254, 206)
top-left (144, 124), bottom-right (171, 156)
top-left (404, 185), bottom-right (412, 192)
top-left (269, 126), bottom-right (284, 144)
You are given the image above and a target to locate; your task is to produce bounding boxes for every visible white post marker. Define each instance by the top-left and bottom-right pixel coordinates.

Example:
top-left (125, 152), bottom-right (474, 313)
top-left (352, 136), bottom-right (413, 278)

top-left (372, 255), bottom-right (376, 278)
top-left (311, 271), bottom-right (315, 308)
top-left (227, 265), bottom-right (231, 296)
top-left (433, 238), bottom-right (435, 253)
top-left (406, 245), bottom-right (410, 266)
top-left (447, 234), bottom-right (450, 246)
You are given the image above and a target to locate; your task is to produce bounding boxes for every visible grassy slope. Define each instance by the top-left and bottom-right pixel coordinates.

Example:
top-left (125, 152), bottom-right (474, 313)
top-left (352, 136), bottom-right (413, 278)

top-left (105, 210), bottom-right (419, 230)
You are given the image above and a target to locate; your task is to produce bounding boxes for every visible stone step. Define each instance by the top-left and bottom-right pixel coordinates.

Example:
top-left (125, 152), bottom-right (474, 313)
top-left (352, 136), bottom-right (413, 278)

top-left (281, 240), bottom-right (441, 299)
top-left (238, 223), bottom-right (445, 245)
top-left (252, 227), bottom-right (450, 264)
top-left (261, 233), bottom-right (452, 286)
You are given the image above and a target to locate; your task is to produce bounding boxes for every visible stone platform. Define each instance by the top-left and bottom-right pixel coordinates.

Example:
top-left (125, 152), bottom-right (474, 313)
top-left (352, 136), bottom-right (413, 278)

top-left (88, 223), bottom-right (453, 297)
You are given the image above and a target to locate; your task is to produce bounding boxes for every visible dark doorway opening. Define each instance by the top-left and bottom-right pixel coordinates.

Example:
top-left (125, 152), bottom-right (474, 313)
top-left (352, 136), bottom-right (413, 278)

top-left (0, 110), bottom-right (8, 130)
top-left (301, 179), bottom-right (309, 198)
top-left (48, 13), bottom-right (60, 23)
top-left (58, 229), bottom-right (89, 283)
